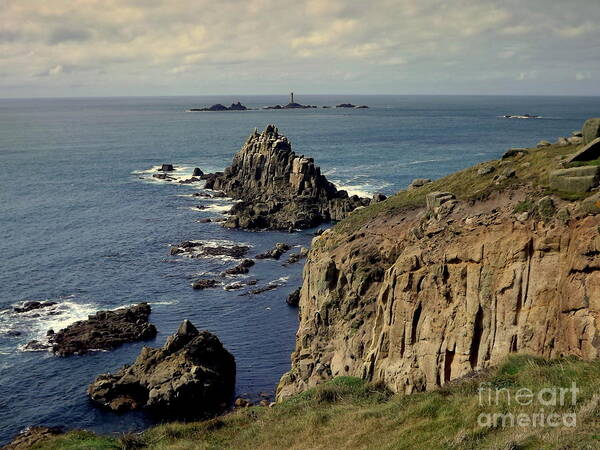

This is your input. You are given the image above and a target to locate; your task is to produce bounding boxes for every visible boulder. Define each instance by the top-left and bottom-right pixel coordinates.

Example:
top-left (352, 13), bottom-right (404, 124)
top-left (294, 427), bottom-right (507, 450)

top-left (285, 247), bottom-right (309, 265)
top-left (556, 137), bottom-right (569, 146)
top-left (502, 148), bottom-right (528, 159)
top-left (572, 130), bottom-right (583, 138)
top-left (204, 125), bottom-right (369, 230)
top-left (537, 140), bottom-right (551, 148)
top-left (50, 304), bottom-right (157, 356)
top-left (287, 288), bottom-right (301, 307)
top-left (88, 320), bottom-right (235, 417)
top-left (371, 193), bottom-right (387, 203)
top-left (13, 301), bottom-right (57, 313)
top-left (477, 165), bottom-right (495, 176)
top-left (549, 166), bottom-right (600, 193)
top-left (567, 136), bottom-right (583, 145)
top-left (159, 164), bottom-right (174, 172)
top-left (193, 167), bottom-right (204, 177)
top-left (582, 118), bottom-right (600, 145)
top-left (408, 178), bottom-right (432, 190)
top-left (565, 137), bottom-right (600, 164)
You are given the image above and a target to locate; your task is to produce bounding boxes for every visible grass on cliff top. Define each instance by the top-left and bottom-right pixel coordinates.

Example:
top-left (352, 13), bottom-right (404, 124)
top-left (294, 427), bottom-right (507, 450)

top-left (332, 143), bottom-right (584, 238)
top-left (32, 355), bottom-right (600, 450)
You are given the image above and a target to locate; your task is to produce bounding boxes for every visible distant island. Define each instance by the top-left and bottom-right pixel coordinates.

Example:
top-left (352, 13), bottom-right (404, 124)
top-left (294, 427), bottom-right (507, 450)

top-left (187, 94), bottom-right (369, 112)
top-left (188, 102), bottom-right (249, 112)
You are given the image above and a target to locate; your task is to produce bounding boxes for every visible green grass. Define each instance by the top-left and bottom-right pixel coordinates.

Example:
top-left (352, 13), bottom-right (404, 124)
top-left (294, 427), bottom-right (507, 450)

top-left (328, 143), bottom-right (585, 241)
top-left (33, 355), bottom-right (600, 450)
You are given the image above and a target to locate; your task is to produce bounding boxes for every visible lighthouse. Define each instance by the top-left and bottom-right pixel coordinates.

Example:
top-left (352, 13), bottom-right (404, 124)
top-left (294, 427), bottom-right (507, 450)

top-left (290, 92), bottom-right (294, 104)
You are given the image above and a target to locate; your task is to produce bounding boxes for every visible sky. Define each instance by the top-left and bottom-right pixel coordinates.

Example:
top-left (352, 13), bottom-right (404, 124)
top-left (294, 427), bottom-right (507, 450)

top-left (1, 0), bottom-right (599, 98)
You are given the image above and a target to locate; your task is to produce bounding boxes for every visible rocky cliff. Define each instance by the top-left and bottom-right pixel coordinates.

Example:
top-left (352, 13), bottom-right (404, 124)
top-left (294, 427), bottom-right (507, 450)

top-left (205, 125), bottom-right (369, 230)
top-left (277, 137), bottom-right (600, 399)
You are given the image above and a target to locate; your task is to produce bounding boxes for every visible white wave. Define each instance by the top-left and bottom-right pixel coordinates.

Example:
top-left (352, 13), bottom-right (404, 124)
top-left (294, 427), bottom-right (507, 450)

top-left (331, 181), bottom-right (373, 198)
top-left (2, 300), bottom-right (99, 350)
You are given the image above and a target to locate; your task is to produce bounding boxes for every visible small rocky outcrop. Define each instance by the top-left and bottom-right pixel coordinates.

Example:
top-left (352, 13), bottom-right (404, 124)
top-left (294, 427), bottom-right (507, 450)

top-left (204, 125), bottom-right (369, 230)
top-left (159, 164), bottom-right (174, 171)
top-left (3, 426), bottom-right (63, 449)
top-left (502, 148), bottom-right (528, 159)
top-left (193, 167), bottom-right (204, 177)
top-left (256, 243), bottom-right (291, 260)
top-left (192, 279), bottom-right (220, 290)
top-left (565, 138), bottom-right (600, 164)
top-left (88, 320), bottom-right (235, 416)
top-left (49, 303), bottom-right (157, 356)
top-left (13, 301), bottom-right (57, 313)
top-left (336, 103), bottom-right (356, 108)
top-left (189, 102), bottom-right (248, 112)
top-left (222, 259), bottom-right (255, 275)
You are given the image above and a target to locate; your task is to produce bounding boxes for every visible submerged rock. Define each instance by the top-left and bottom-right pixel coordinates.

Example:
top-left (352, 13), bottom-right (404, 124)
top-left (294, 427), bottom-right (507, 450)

top-left (204, 125), bottom-right (369, 230)
top-left (222, 259), bottom-right (255, 275)
top-left (50, 303), bottom-right (157, 356)
top-left (88, 320), bottom-right (235, 417)
top-left (192, 279), bottom-right (220, 290)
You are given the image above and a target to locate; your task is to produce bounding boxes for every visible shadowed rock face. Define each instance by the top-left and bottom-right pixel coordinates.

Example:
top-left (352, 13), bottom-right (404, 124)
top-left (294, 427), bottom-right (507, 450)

top-left (88, 320), bottom-right (235, 417)
top-left (204, 125), bottom-right (369, 230)
top-left (50, 303), bottom-right (157, 356)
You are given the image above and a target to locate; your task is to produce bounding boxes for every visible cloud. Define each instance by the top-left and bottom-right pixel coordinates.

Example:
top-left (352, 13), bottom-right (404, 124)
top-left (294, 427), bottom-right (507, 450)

top-left (0, 0), bottom-right (599, 96)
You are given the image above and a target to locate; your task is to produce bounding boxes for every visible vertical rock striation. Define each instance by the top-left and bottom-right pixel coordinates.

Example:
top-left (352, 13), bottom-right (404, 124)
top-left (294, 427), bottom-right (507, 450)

top-left (204, 125), bottom-right (369, 230)
top-left (277, 188), bottom-right (600, 399)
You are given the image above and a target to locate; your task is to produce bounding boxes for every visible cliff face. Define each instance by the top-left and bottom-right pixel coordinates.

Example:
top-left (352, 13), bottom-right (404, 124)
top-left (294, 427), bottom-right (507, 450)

top-left (277, 144), bottom-right (600, 399)
top-left (205, 125), bottom-right (369, 230)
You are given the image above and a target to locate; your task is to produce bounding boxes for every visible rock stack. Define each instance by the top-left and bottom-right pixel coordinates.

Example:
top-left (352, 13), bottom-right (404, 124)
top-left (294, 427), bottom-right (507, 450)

top-left (204, 125), bottom-right (369, 230)
top-left (88, 320), bottom-right (235, 417)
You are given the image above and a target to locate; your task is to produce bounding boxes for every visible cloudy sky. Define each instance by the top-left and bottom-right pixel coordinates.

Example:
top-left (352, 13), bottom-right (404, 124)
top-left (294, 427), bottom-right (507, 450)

top-left (1, 0), bottom-right (599, 97)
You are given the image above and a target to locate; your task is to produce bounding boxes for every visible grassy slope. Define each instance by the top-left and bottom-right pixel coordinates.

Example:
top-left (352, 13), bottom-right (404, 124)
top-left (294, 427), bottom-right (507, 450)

top-left (34, 356), bottom-right (600, 449)
top-left (331, 142), bottom-right (589, 240)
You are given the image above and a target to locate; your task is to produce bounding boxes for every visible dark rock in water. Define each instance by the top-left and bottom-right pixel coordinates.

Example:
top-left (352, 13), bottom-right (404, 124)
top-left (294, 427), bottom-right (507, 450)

top-left (244, 284), bottom-right (280, 295)
top-left (87, 320), bottom-right (235, 417)
top-left (198, 218), bottom-right (212, 223)
top-left (286, 288), bottom-right (301, 307)
top-left (5, 330), bottom-right (22, 337)
top-left (234, 397), bottom-right (252, 407)
top-left (502, 148), bottom-right (528, 159)
top-left (159, 164), bottom-right (174, 172)
top-left (190, 102), bottom-right (248, 112)
top-left (256, 243), bottom-right (291, 260)
top-left (178, 177), bottom-right (201, 184)
top-left (356, 105), bottom-right (369, 109)
top-left (204, 125), bottom-right (369, 230)
top-left (336, 103), bottom-right (356, 108)
top-left (193, 167), bottom-right (204, 177)
top-left (583, 118), bottom-right (600, 145)
top-left (228, 102), bottom-right (247, 111)
top-left (152, 173), bottom-right (175, 181)
top-left (14, 301), bottom-right (57, 313)
top-left (3, 426), bottom-right (64, 449)
top-left (23, 340), bottom-right (51, 351)
top-left (50, 303), bottom-right (157, 356)
top-left (192, 279), bottom-right (220, 290)
top-left (223, 259), bottom-right (255, 275)
top-left (284, 247), bottom-right (309, 265)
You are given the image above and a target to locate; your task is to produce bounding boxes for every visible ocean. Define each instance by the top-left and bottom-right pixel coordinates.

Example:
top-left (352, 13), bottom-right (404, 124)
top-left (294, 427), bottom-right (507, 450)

top-left (1, 94), bottom-right (599, 443)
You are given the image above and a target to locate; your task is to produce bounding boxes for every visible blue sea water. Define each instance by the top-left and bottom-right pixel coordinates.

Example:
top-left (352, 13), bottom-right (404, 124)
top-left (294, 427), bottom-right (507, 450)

top-left (0, 94), bottom-right (599, 443)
